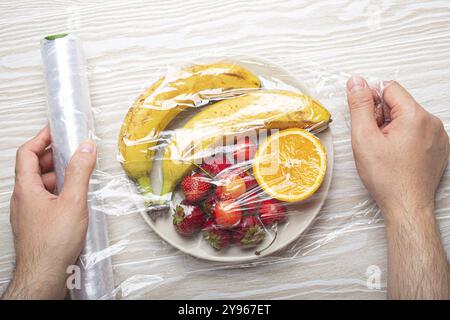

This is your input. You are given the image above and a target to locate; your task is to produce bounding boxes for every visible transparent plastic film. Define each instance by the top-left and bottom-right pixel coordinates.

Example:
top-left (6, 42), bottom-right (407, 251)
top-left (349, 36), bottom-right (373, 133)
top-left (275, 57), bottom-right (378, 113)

top-left (39, 50), bottom-right (401, 298)
top-left (118, 57), bottom-right (344, 265)
top-left (40, 34), bottom-right (114, 300)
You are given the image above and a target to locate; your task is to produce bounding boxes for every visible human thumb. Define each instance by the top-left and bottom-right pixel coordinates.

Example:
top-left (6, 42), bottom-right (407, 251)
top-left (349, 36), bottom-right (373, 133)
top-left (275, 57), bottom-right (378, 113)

top-left (346, 76), bottom-right (379, 136)
top-left (60, 140), bottom-right (97, 203)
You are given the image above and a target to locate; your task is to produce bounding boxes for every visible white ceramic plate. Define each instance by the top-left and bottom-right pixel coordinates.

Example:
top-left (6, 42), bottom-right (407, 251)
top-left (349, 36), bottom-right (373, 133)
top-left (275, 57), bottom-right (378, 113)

top-left (139, 57), bottom-right (334, 263)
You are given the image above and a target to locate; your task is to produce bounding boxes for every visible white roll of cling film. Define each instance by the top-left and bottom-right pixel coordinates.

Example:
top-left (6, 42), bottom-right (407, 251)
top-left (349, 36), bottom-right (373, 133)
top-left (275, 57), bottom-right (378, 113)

top-left (40, 34), bottom-right (115, 299)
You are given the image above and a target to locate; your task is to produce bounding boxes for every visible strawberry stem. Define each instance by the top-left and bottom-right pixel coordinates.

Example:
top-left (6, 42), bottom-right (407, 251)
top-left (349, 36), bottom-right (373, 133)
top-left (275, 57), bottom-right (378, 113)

top-left (192, 162), bottom-right (215, 179)
top-left (254, 223), bottom-right (278, 256)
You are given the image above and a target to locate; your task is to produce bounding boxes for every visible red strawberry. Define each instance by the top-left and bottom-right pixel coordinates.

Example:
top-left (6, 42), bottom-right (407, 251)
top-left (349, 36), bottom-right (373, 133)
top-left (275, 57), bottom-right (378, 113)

top-left (215, 174), bottom-right (246, 200)
top-left (201, 195), bottom-right (217, 218)
top-left (233, 215), bottom-right (266, 248)
top-left (202, 219), bottom-right (232, 250)
top-left (181, 172), bottom-right (212, 203)
top-left (173, 201), bottom-right (206, 236)
top-left (213, 200), bottom-right (242, 229)
top-left (240, 193), bottom-right (260, 215)
top-left (200, 159), bottom-right (232, 177)
top-left (259, 199), bottom-right (287, 226)
top-left (231, 137), bottom-right (257, 162)
top-left (239, 171), bottom-right (258, 190)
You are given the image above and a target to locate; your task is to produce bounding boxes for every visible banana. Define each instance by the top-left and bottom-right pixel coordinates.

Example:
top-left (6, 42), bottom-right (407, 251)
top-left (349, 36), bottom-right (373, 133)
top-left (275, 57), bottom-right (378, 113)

top-left (161, 90), bottom-right (331, 196)
top-left (118, 62), bottom-right (261, 199)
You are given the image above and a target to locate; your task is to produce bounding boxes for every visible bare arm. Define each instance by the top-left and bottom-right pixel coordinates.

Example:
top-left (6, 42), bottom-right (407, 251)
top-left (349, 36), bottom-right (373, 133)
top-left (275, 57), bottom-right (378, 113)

top-left (346, 77), bottom-right (450, 299)
top-left (384, 205), bottom-right (450, 299)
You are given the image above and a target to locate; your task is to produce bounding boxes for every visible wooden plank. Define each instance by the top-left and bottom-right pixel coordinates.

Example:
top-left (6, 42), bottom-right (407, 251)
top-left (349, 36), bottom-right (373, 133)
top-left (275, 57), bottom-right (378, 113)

top-left (0, 0), bottom-right (449, 299)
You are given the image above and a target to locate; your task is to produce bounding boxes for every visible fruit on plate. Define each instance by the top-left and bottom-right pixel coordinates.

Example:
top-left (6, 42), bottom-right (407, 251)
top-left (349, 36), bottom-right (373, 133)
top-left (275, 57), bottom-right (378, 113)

top-left (173, 201), bottom-right (206, 236)
top-left (253, 128), bottom-right (327, 202)
top-left (201, 195), bottom-right (217, 218)
top-left (173, 159), bottom-right (290, 252)
top-left (203, 219), bottom-right (232, 250)
top-left (200, 159), bottom-right (231, 177)
top-left (233, 216), bottom-right (266, 248)
top-left (213, 200), bottom-right (242, 229)
top-left (240, 192), bottom-right (260, 215)
top-left (239, 171), bottom-right (258, 191)
top-left (254, 199), bottom-right (289, 256)
top-left (215, 173), bottom-right (246, 200)
top-left (180, 172), bottom-right (212, 203)
top-left (118, 62), bottom-right (261, 199)
top-left (259, 199), bottom-right (288, 226)
top-left (161, 90), bottom-right (331, 197)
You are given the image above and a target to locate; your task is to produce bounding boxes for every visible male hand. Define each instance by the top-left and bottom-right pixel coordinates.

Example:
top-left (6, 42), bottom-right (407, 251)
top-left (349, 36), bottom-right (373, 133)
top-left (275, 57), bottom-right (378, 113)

top-left (347, 76), bottom-right (450, 299)
top-left (2, 125), bottom-right (96, 299)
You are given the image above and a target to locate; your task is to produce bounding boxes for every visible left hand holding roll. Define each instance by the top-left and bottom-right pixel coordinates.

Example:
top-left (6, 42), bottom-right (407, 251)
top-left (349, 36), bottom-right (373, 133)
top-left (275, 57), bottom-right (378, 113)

top-left (2, 125), bottom-right (96, 299)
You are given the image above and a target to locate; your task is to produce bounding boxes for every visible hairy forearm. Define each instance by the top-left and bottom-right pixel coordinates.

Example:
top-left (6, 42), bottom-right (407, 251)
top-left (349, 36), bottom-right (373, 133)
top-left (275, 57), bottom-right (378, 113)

top-left (384, 204), bottom-right (450, 300)
top-left (2, 263), bottom-right (67, 300)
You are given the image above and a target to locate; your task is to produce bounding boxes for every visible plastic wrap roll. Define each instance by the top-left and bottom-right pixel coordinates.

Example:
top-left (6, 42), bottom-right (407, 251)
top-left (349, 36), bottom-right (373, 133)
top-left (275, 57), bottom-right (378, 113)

top-left (40, 34), bottom-right (115, 300)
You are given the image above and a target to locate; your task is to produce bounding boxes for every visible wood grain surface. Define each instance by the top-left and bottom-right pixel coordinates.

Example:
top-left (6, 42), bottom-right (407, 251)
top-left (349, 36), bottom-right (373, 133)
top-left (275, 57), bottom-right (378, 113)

top-left (1, 0), bottom-right (449, 299)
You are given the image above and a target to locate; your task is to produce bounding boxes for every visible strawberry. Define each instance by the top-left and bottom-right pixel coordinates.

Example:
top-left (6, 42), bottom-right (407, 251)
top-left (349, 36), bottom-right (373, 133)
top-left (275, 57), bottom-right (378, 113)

top-left (240, 193), bottom-right (260, 216)
top-left (202, 219), bottom-right (232, 250)
top-left (213, 200), bottom-right (242, 229)
top-left (200, 159), bottom-right (232, 177)
top-left (239, 171), bottom-right (258, 191)
top-left (201, 195), bottom-right (217, 218)
top-left (259, 199), bottom-right (287, 226)
top-left (215, 173), bottom-right (246, 200)
top-left (232, 136), bottom-right (256, 162)
top-left (233, 215), bottom-right (266, 248)
top-left (181, 172), bottom-right (212, 203)
top-left (173, 201), bottom-right (206, 236)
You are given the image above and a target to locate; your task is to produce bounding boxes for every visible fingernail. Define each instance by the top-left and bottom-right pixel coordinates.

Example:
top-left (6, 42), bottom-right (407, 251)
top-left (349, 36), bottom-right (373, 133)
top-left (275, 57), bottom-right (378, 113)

top-left (347, 76), bottom-right (367, 93)
top-left (79, 141), bottom-right (95, 153)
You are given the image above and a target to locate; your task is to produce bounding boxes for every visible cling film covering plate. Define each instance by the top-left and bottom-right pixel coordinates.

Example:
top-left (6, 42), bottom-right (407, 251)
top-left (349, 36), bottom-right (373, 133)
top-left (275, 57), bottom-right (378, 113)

top-left (118, 57), bottom-right (333, 262)
top-left (89, 55), bottom-right (398, 298)
top-left (1, 51), bottom-right (405, 299)
top-left (88, 55), bottom-right (402, 299)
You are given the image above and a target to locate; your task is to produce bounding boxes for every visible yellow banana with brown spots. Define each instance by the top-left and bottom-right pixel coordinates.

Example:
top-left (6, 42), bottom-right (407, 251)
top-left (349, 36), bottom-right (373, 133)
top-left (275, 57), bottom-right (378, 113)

top-left (118, 62), bottom-right (261, 201)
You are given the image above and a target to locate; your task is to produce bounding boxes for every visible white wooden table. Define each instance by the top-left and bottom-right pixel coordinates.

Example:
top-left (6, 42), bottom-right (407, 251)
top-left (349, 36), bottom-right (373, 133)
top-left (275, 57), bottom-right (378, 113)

top-left (1, 0), bottom-right (449, 299)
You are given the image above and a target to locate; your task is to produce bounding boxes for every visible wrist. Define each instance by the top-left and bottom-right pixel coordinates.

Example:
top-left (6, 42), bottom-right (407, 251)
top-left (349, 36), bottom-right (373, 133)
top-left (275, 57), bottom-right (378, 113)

top-left (3, 259), bottom-right (68, 299)
top-left (382, 201), bottom-right (436, 231)
top-left (380, 195), bottom-right (435, 224)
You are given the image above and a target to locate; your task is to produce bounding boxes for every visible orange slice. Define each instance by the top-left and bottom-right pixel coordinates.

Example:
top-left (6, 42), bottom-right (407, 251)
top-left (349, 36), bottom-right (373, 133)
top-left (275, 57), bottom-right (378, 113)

top-left (253, 128), bottom-right (327, 202)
